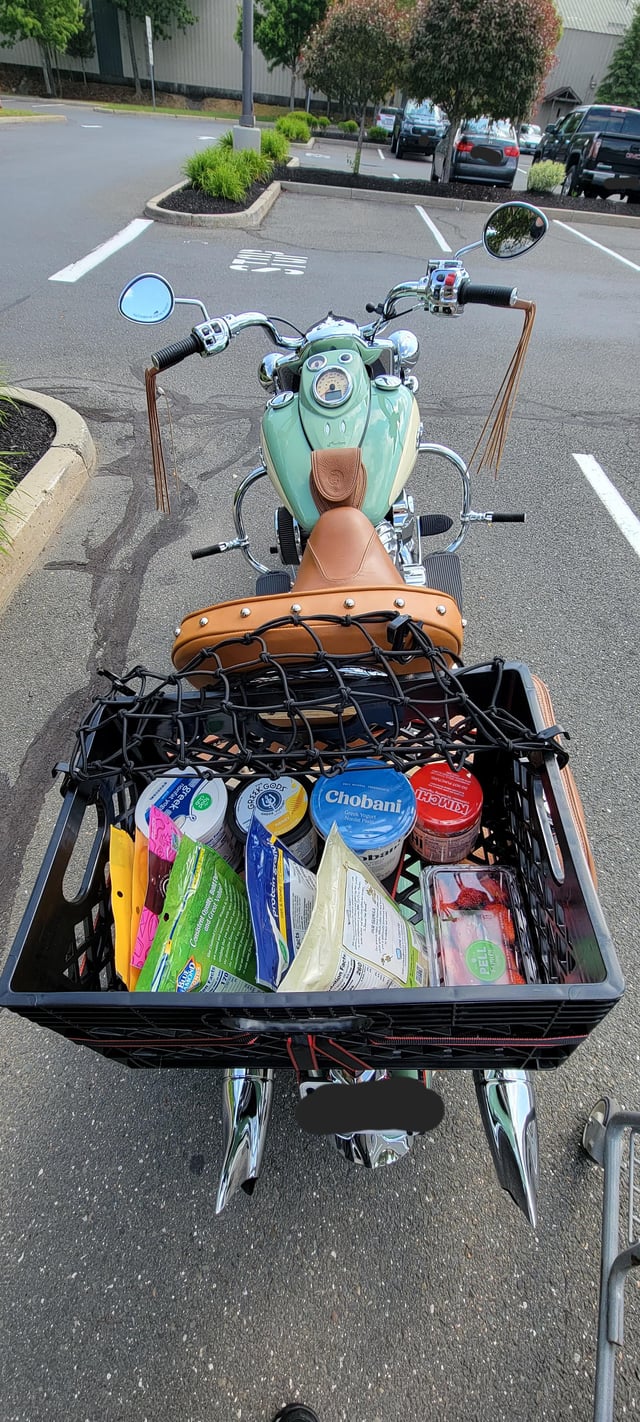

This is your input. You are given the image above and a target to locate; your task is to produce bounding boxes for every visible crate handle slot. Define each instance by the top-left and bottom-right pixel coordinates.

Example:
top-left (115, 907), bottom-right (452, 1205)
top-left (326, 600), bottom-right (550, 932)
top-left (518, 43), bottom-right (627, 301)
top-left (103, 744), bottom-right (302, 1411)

top-left (532, 778), bottom-right (565, 885)
top-left (220, 1014), bottom-right (374, 1036)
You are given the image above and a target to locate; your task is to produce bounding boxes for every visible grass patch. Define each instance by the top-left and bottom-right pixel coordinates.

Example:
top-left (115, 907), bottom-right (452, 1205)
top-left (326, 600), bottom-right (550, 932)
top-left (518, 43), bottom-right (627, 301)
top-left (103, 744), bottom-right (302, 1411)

top-left (0, 108), bottom-right (36, 117)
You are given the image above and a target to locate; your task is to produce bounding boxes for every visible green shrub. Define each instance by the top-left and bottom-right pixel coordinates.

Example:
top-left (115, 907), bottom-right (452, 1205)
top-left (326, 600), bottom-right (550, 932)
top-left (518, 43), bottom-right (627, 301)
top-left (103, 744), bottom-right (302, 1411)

top-left (290, 109), bottom-right (313, 122)
top-left (184, 145), bottom-right (273, 202)
top-left (261, 128), bottom-right (290, 163)
top-left (339, 119), bottom-right (359, 134)
top-left (276, 114), bottom-right (311, 142)
top-left (527, 160), bottom-right (565, 193)
top-left (237, 147), bottom-right (274, 184)
top-left (218, 129), bottom-right (234, 150)
top-left (183, 147), bottom-right (218, 188)
top-left (368, 125), bottom-right (389, 142)
top-left (311, 114), bottom-right (330, 129)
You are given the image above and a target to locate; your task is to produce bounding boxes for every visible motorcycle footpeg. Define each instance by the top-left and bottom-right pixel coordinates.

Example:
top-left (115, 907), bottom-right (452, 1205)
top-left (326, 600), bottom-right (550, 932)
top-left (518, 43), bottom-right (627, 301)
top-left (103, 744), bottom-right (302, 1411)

top-left (255, 571), bottom-right (292, 595)
top-left (419, 514), bottom-right (454, 536)
top-left (421, 550), bottom-right (463, 612)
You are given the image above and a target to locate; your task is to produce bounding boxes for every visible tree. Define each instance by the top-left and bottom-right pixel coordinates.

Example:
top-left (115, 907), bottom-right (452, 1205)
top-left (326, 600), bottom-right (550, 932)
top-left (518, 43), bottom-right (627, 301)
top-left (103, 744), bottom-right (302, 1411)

top-left (303, 0), bottom-right (406, 172)
top-left (404, 0), bottom-right (562, 183)
top-left (65, 0), bottom-right (94, 83)
top-left (597, 2), bottom-right (640, 107)
top-left (0, 0), bottom-right (83, 95)
top-left (236, 0), bottom-right (328, 109)
top-left (109, 0), bottom-right (196, 100)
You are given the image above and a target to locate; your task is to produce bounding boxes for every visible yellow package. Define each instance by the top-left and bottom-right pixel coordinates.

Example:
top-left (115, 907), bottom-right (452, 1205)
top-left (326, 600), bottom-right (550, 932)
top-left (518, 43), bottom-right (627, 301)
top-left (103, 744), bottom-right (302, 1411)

top-left (109, 827), bottom-right (134, 989)
top-left (129, 827), bottom-right (149, 989)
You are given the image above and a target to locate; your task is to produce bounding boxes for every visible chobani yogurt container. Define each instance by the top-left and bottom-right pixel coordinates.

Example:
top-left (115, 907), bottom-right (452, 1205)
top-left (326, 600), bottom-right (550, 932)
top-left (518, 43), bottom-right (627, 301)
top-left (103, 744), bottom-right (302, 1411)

top-left (310, 759), bottom-right (416, 880)
top-left (409, 762), bottom-right (483, 863)
top-left (228, 774), bottom-right (317, 867)
top-left (135, 769), bottom-right (238, 866)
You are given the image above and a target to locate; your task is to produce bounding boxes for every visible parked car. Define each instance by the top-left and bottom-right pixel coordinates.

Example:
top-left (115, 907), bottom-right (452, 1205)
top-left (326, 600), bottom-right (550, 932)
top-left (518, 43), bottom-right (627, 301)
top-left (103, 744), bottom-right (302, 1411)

top-left (531, 103), bottom-right (640, 200)
top-left (374, 106), bottom-right (400, 135)
top-left (518, 123), bottom-right (542, 155)
top-left (432, 117), bottom-right (519, 187)
top-left (390, 100), bottom-right (448, 159)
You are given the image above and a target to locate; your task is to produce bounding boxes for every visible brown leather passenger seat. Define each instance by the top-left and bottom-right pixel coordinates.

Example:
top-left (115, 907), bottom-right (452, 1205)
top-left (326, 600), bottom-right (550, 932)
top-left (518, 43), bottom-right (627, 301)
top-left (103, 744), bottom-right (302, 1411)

top-left (294, 506), bottom-right (404, 591)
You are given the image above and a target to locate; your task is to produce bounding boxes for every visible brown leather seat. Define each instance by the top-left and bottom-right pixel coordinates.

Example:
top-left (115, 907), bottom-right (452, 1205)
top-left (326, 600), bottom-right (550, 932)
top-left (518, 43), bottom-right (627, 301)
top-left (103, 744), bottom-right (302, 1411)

top-left (294, 507), bottom-right (404, 593)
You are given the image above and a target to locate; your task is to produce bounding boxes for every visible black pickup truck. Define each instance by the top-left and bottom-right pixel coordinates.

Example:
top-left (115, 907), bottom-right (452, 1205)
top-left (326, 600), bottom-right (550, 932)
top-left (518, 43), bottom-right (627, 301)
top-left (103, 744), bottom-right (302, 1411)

top-left (531, 103), bottom-right (640, 202)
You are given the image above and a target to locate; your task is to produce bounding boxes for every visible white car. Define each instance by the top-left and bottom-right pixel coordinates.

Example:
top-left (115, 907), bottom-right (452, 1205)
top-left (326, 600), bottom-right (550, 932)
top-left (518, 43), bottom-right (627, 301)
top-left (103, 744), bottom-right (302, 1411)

top-left (374, 107), bottom-right (400, 134)
top-left (518, 124), bottom-right (542, 155)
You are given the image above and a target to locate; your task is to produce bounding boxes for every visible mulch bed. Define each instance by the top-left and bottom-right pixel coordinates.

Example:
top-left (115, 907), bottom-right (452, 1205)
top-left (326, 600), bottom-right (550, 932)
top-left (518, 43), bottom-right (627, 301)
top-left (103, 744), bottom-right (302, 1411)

top-left (159, 179), bottom-right (272, 214)
top-left (1, 401), bottom-right (55, 487)
top-left (158, 166), bottom-right (637, 216)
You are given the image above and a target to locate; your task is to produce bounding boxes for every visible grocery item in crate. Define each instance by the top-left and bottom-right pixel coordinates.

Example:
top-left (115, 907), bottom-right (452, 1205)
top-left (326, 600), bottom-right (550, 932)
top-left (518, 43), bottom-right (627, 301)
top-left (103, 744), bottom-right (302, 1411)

top-left (246, 818), bottom-right (316, 989)
top-left (135, 769), bottom-right (239, 866)
top-left (228, 774), bottom-right (317, 868)
top-left (408, 762), bottom-right (483, 863)
top-left (135, 835), bottom-right (263, 994)
top-left (130, 828), bottom-right (149, 984)
top-left (310, 759), bottom-right (416, 881)
top-left (131, 808), bottom-right (182, 971)
top-left (280, 824), bottom-right (430, 992)
top-left (421, 865), bottom-right (537, 986)
top-left (109, 827), bottom-right (135, 989)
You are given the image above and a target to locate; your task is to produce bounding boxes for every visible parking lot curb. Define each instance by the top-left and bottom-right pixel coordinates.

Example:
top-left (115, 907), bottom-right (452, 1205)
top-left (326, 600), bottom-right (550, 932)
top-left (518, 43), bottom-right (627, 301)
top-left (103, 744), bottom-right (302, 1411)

top-left (0, 388), bottom-right (96, 615)
top-left (144, 177), bottom-right (282, 227)
top-left (279, 178), bottom-right (640, 227)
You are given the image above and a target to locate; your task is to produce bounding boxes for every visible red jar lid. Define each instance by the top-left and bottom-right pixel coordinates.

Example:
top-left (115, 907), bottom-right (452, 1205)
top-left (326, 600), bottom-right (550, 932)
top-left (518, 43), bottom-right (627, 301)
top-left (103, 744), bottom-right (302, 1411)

top-left (411, 763), bottom-right (483, 835)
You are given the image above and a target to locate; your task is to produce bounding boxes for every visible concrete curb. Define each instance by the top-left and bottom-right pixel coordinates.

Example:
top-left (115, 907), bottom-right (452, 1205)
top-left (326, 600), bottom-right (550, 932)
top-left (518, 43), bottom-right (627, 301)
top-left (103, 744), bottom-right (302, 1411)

top-left (0, 114), bottom-right (66, 125)
top-left (279, 178), bottom-right (640, 228)
top-left (145, 177), bottom-right (282, 228)
top-left (0, 387), bottom-right (96, 615)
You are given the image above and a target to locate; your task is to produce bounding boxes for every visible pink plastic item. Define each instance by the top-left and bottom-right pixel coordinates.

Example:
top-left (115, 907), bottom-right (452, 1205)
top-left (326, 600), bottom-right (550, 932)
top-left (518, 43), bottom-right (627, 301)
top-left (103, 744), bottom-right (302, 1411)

top-left (131, 807), bottom-right (182, 970)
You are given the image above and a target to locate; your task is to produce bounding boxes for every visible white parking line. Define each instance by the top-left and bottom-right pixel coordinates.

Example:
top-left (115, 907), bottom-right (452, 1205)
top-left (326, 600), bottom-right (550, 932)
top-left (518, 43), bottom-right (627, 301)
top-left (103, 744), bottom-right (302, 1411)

top-left (518, 166), bottom-right (527, 174)
top-left (49, 218), bottom-right (153, 282)
top-left (377, 147), bottom-right (386, 161)
top-left (198, 134), bottom-right (218, 140)
top-left (554, 220), bottom-right (640, 273)
top-left (414, 204), bottom-right (451, 253)
top-left (573, 454), bottom-right (640, 559)
top-left (81, 124), bottom-right (102, 129)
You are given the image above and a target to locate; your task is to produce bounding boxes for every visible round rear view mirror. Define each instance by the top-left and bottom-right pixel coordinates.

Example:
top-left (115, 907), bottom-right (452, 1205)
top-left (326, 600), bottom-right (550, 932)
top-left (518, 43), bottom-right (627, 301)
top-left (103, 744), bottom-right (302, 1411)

top-left (119, 273), bottom-right (175, 324)
top-left (483, 203), bottom-right (548, 260)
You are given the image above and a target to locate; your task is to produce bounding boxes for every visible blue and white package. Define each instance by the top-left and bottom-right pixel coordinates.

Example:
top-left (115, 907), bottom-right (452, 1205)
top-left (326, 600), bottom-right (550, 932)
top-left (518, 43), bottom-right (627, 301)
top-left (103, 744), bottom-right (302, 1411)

top-left (245, 818), bottom-right (317, 989)
top-left (310, 758), bottom-right (417, 880)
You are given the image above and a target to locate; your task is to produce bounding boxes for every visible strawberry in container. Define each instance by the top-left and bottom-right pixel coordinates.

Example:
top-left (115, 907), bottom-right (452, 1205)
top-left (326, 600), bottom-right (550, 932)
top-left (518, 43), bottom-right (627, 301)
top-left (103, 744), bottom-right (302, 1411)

top-left (421, 865), bottom-right (538, 986)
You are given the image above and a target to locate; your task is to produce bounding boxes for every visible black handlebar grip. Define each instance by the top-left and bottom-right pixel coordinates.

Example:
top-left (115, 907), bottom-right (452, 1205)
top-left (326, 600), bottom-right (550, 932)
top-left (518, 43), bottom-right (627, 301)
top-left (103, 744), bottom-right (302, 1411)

top-left (458, 282), bottom-right (517, 308)
top-left (490, 512), bottom-right (526, 523)
top-left (152, 332), bottom-right (202, 371)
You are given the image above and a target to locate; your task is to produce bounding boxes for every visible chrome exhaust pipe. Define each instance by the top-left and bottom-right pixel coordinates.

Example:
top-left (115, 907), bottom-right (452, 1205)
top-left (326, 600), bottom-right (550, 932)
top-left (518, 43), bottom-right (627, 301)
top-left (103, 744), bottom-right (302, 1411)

top-left (474, 1068), bottom-right (539, 1228)
top-left (215, 1068), bottom-right (274, 1215)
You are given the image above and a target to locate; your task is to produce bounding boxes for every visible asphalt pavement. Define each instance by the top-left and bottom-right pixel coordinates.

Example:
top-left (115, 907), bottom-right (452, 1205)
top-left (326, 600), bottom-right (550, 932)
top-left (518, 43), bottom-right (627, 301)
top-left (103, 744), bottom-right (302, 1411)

top-left (1, 101), bottom-right (640, 1422)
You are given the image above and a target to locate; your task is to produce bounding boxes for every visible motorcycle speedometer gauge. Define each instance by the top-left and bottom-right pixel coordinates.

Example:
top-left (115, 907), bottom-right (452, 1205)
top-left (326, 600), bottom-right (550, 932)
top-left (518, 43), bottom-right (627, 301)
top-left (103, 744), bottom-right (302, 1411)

top-left (312, 365), bottom-right (353, 408)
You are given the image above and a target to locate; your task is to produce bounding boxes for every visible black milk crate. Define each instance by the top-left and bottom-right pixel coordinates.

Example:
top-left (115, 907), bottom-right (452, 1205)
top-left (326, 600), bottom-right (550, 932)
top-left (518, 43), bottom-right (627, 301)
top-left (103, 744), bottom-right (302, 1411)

top-left (0, 661), bottom-right (623, 1072)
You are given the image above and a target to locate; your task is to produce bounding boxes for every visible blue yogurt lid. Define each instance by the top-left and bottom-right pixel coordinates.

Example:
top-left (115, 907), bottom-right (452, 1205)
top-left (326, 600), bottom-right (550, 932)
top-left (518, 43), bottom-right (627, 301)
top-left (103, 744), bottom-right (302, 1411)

top-left (310, 759), bottom-right (416, 851)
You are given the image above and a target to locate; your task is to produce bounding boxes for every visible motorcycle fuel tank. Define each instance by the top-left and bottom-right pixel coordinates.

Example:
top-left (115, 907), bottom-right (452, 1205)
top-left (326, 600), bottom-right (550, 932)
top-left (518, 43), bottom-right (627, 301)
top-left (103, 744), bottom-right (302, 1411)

top-left (260, 346), bottom-right (420, 531)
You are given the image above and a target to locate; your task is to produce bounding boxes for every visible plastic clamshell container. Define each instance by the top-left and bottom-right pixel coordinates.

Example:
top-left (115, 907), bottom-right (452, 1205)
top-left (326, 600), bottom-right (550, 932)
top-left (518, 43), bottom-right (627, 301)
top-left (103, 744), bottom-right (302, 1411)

top-left (421, 864), bottom-right (535, 987)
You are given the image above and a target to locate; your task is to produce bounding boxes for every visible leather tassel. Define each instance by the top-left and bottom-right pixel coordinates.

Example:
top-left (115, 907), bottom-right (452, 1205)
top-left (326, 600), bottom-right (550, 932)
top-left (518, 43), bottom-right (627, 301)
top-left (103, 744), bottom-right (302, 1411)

top-left (467, 299), bottom-right (536, 478)
top-left (145, 365), bottom-right (171, 513)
